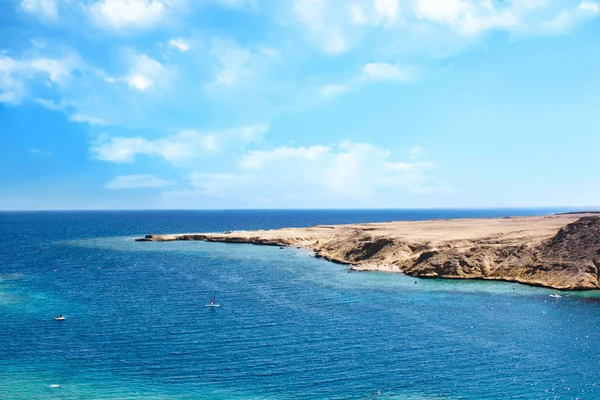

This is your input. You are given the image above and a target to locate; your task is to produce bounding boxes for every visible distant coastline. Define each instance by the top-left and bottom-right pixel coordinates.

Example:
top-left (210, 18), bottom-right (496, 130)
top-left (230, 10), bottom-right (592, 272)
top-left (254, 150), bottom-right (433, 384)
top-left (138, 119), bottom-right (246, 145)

top-left (137, 213), bottom-right (600, 291)
top-left (556, 211), bottom-right (600, 215)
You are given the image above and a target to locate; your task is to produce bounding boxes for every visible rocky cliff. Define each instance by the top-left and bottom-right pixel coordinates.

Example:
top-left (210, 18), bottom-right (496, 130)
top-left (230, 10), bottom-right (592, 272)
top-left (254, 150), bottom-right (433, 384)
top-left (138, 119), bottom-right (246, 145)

top-left (136, 215), bottom-right (600, 290)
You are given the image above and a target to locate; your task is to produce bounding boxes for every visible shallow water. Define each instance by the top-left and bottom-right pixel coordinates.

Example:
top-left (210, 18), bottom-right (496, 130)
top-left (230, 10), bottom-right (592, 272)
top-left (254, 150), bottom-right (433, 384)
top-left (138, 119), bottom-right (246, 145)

top-left (1, 209), bottom-right (599, 399)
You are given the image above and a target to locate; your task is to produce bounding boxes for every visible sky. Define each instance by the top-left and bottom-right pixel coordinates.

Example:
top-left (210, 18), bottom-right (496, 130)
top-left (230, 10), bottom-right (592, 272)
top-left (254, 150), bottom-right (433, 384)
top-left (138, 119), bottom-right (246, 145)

top-left (0, 0), bottom-right (599, 210)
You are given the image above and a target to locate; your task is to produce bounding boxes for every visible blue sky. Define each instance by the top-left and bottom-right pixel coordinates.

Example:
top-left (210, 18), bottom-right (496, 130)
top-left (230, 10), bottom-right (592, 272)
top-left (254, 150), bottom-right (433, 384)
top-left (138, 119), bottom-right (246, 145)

top-left (1, 0), bottom-right (599, 210)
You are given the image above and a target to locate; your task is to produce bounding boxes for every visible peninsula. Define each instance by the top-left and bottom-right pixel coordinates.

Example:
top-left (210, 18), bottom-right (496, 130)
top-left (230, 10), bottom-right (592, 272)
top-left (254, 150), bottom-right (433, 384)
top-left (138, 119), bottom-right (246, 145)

top-left (137, 214), bottom-right (600, 291)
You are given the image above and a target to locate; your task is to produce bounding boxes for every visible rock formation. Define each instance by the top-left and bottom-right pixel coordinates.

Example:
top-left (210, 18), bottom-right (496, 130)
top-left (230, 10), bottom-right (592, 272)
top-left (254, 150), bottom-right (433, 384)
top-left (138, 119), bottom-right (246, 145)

top-left (136, 214), bottom-right (600, 290)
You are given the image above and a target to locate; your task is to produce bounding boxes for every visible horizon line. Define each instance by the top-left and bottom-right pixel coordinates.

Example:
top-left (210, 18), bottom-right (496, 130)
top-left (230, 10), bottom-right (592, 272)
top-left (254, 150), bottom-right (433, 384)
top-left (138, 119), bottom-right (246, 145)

top-left (0, 206), bottom-right (598, 213)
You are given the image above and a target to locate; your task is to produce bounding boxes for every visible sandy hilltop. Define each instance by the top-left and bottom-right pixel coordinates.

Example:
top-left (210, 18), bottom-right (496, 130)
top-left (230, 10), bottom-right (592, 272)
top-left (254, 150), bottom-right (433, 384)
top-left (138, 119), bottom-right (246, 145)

top-left (137, 214), bottom-right (600, 291)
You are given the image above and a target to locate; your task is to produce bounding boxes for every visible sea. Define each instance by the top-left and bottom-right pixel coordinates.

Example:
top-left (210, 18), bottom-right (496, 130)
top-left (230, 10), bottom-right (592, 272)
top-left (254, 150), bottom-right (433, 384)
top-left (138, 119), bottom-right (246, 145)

top-left (1, 209), bottom-right (600, 400)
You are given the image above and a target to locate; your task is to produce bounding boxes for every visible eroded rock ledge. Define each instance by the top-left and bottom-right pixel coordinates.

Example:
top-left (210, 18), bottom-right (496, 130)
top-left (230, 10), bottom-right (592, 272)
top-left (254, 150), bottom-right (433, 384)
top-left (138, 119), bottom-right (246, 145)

top-left (136, 214), bottom-right (600, 290)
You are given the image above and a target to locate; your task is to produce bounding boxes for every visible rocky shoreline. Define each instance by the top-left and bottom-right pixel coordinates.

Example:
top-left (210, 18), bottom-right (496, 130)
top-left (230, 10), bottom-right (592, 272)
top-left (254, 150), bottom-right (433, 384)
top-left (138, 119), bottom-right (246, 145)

top-left (136, 214), bottom-right (600, 291)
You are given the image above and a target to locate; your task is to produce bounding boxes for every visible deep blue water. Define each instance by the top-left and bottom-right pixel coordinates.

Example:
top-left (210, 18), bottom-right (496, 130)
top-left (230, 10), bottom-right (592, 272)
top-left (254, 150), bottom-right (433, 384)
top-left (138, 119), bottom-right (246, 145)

top-left (1, 209), bottom-right (600, 399)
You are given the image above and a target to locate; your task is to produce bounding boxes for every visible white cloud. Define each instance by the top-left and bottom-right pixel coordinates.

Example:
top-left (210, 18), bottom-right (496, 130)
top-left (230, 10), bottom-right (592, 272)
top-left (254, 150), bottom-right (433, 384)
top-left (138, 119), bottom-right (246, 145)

top-left (21, 0), bottom-right (59, 21)
top-left (0, 53), bottom-right (80, 105)
top-left (238, 141), bottom-right (449, 197)
top-left (30, 57), bottom-right (77, 83)
top-left (104, 174), bottom-right (174, 190)
top-left (97, 68), bottom-right (120, 84)
top-left (348, 0), bottom-right (403, 27)
top-left (87, 0), bottom-right (168, 31)
top-left (204, 39), bottom-right (281, 95)
top-left (408, 145), bottom-right (423, 161)
top-left (321, 84), bottom-right (350, 97)
top-left (0, 56), bottom-right (25, 104)
top-left (363, 63), bottom-right (419, 82)
top-left (538, 2), bottom-right (600, 33)
top-left (413, 0), bottom-right (469, 26)
top-left (209, 39), bottom-right (252, 87)
top-left (374, 0), bottom-right (400, 24)
top-left (317, 63), bottom-right (418, 104)
top-left (579, 1), bottom-right (600, 13)
top-left (184, 141), bottom-right (452, 204)
top-left (128, 75), bottom-right (151, 90)
top-left (411, 0), bottom-right (600, 35)
top-left (92, 132), bottom-right (214, 163)
top-left (240, 145), bottom-right (330, 169)
top-left (292, 0), bottom-right (600, 57)
top-left (70, 113), bottom-right (108, 125)
top-left (294, 0), bottom-right (348, 54)
top-left (348, 3), bottom-right (368, 25)
top-left (126, 53), bottom-right (171, 92)
top-left (35, 98), bottom-right (66, 110)
top-left (168, 38), bottom-right (190, 52)
top-left (91, 123), bottom-right (269, 164)
top-left (411, 0), bottom-right (520, 35)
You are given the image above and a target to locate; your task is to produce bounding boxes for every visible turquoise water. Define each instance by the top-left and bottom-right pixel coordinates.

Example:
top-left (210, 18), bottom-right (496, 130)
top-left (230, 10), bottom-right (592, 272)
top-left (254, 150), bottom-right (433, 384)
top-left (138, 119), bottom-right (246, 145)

top-left (1, 210), bottom-right (600, 399)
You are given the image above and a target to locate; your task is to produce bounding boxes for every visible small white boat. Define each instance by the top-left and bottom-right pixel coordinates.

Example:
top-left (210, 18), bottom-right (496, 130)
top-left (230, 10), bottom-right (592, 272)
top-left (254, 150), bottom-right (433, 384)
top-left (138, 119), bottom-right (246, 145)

top-left (205, 295), bottom-right (219, 307)
top-left (549, 294), bottom-right (562, 299)
top-left (54, 315), bottom-right (65, 321)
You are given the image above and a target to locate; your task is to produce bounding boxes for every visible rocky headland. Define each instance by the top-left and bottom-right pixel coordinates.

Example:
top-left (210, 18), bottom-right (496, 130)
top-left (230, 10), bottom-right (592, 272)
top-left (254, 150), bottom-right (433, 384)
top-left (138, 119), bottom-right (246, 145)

top-left (136, 214), bottom-right (600, 290)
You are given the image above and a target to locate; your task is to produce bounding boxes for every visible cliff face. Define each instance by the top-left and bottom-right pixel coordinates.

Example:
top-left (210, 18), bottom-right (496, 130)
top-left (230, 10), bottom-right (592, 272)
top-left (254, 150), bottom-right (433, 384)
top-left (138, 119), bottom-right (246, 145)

top-left (311, 217), bottom-right (600, 290)
top-left (136, 215), bottom-right (600, 290)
